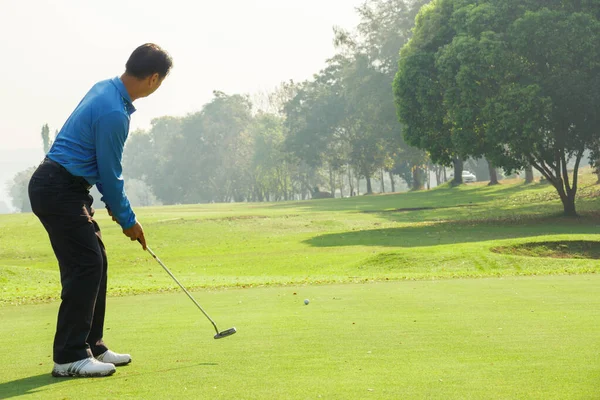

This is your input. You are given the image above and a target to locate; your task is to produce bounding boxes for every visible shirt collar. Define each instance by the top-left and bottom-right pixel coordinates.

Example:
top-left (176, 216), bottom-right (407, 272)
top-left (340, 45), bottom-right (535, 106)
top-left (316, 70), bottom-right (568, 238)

top-left (111, 77), bottom-right (136, 115)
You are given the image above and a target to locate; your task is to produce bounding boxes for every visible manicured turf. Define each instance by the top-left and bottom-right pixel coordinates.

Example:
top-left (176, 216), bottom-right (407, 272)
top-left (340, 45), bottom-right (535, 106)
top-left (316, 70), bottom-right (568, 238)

top-left (1, 277), bottom-right (599, 399)
top-left (1, 172), bottom-right (599, 398)
top-left (1, 175), bottom-right (599, 306)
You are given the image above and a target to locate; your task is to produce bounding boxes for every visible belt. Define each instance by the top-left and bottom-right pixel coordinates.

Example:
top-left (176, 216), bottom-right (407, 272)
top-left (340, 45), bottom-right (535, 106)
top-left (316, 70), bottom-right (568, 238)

top-left (43, 157), bottom-right (93, 191)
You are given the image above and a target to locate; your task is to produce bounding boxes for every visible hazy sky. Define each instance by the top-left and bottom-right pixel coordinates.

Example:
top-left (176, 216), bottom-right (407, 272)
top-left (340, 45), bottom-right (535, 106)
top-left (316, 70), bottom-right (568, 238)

top-left (0, 0), bottom-right (363, 150)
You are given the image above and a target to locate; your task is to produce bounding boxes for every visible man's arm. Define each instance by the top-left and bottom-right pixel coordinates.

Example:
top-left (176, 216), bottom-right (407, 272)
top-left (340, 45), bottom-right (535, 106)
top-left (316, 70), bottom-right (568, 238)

top-left (94, 111), bottom-right (136, 228)
top-left (95, 181), bottom-right (116, 221)
top-left (94, 112), bottom-right (146, 249)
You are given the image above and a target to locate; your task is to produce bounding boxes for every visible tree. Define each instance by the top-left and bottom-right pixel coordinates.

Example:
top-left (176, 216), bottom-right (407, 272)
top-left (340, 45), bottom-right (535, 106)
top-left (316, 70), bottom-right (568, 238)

top-left (253, 80), bottom-right (299, 117)
top-left (283, 0), bottom-right (434, 196)
top-left (524, 165), bottom-right (535, 184)
top-left (337, 0), bottom-right (431, 190)
top-left (463, 158), bottom-right (500, 185)
top-left (395, 0), bottom-right (600, 215)
top-left (390, 144), bottom-right (429, 190)
top-left (341, 53), bottom-right (399, 194)
top-left (125, 178), bottom-right (161, 207)
top-left (284, 62), bottom-right (348, 194)
top-left (482, 6), bottom-right (600, 215)
top-left (41, 124), bottom-right (51, 153)
top-left (125, 89), bottom-right (323, 205)
top-left (436, 30), bottom-right (515, 186)
top-left (7, 124), bottom-right (54, 212)
top-left (123, 117), bottom-right (183, 205)
top-left (125, 94), bottom-right (256, 205)
top-left (336, 0), bottom-right (431, 78)
top-left (591, 148), bottom-right (600, 184)
top-left (7, 166), bottom-right (35, 212)
top-left (175, 92), bottom-right (254, 203)
top-left (394, 0), bottom-right (467, 185)
top-left (249, 113), bottom-right (294, 201)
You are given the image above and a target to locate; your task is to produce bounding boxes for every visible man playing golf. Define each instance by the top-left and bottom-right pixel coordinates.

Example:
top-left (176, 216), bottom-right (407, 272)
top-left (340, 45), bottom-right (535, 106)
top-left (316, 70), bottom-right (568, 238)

top-left (28, 43), bottom-right (173, 377)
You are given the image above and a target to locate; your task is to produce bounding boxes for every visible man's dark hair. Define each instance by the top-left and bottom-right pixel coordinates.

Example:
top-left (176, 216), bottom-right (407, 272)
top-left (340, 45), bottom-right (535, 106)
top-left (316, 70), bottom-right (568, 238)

top-left (125, 43), bottom-right (173, 79)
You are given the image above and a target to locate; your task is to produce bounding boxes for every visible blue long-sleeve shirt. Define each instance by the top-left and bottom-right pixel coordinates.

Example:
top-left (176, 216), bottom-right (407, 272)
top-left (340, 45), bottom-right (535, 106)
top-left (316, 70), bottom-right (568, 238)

top-left (47, 77), bottom-right (137, 229)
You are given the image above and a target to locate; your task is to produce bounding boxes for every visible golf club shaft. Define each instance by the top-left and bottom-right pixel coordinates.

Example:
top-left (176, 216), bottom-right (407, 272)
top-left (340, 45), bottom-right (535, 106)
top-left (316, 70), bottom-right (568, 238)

top-left (144, 245), bottom-right (220, 335)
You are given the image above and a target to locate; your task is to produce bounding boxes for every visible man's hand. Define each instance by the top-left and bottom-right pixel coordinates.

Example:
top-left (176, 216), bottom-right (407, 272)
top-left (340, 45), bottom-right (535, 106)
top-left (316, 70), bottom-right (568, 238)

top-left (107, 208), bottom-right (118, 224)
top-left (123, 221), bottom-right (146, 250)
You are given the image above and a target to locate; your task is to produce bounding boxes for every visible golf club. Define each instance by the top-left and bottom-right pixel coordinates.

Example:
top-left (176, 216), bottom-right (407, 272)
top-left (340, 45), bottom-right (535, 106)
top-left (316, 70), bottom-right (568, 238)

top-left (139, 240), bottom-right (237, 339)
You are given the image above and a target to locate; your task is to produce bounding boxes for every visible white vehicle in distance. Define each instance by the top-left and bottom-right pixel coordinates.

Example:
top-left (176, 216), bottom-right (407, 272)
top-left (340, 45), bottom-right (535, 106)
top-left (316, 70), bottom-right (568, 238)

top-left (449, 170), bottom-right (477, 183)
top-left (462, 171), bottom-right (477, 183)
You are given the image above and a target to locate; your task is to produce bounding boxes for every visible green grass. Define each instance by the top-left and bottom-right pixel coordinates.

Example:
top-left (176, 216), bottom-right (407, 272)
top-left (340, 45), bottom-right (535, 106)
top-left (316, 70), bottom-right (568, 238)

top-left (1, 171), bottom-right (599, 398)
top-left (1, 277), bottom-right (599, 399)
top-left (1, 174), bottom-right (599, 306)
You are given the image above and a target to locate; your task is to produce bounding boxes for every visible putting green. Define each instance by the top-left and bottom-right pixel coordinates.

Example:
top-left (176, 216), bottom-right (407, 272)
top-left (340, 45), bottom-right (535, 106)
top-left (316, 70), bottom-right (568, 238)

top-left (1, 275), bottom-right (598, 399)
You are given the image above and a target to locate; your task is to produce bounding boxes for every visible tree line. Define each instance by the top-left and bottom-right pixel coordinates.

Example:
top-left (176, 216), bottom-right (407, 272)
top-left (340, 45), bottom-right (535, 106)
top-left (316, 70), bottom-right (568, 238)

top-left (7, 0), bottom-right (599, 216)
top-left (121, 0), bottom-right (436, 205)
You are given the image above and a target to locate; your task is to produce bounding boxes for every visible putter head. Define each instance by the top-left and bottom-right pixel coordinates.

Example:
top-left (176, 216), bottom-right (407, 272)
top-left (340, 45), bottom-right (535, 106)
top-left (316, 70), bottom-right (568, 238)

top-left (214, 327), bottom-right (237, 339)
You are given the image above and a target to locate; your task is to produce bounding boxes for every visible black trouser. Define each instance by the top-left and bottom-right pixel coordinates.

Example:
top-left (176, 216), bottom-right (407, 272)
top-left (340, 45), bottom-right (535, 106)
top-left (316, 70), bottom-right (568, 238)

top-left (28, 158), bottom-right (109, 364)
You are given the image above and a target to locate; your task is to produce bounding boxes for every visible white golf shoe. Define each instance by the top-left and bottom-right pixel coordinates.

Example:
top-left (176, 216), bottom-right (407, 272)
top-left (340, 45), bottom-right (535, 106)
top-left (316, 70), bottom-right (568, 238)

top-left (96, 350), bottom-right (132, 366)
top-left (52, 357), bottom-right (116, 377)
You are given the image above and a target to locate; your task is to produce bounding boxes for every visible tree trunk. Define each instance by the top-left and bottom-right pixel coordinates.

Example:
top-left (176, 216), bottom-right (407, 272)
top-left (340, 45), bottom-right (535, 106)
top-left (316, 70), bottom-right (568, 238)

top-left (348, 167), bottom-right (354, 196)
top-left (366, 176), bottom-right (373, 194)
top-left (452, 158), bottom-right (463, 185)
top-left (435, 165), bottom-right (442, 186)
top-left (380, 169), bottom-right (385, 193)
top-left (528, 151), bottom-right (582, 217)
top-left (561, 193), bottom-right (577, 216)
top-left (488, 161), bottom-right (499, 185)
top-left (412, 166), bottom-right (423, 191)
top-left (389, 171), bottom-right (395, 192)
top-left (525, 165), bottom-right (534, 184)
top-left (554, 180), bottom-right (577, 216)
top-left (328, 164), bottom-right (335, 196)
top-left (283, 173), bottom-right (289, 201)
top-left (426, 164), bottom-right (431, 190)
top-left (443, 168), bottom-right (447, 183)
top-left (356, 176), bottom-right (360, 196)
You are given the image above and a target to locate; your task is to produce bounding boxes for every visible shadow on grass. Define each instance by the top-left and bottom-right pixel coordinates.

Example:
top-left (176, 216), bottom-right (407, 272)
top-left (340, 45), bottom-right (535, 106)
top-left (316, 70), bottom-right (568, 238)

top-left (0, 363), bottom-right (219, 398)
top-left (492, 240), bottom-right (600, 259)
top-left (269, 181), bottom-right (546, 213)
top-left (0, 374), bottom-right (65, 399)
top-left (304, 214), bottom-right (600, 248)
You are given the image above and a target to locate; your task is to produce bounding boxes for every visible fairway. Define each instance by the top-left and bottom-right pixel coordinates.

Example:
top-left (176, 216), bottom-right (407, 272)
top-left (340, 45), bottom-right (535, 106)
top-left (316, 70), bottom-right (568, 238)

top-left (1, 277), bottom-right (599, 399)
top-left (1, 177), bottom-right (600, 398)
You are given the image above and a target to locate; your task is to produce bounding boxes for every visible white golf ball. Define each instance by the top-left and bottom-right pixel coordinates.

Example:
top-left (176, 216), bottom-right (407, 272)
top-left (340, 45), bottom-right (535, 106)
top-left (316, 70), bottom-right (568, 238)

top-left (304, 299), bottom-right (310, 305)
